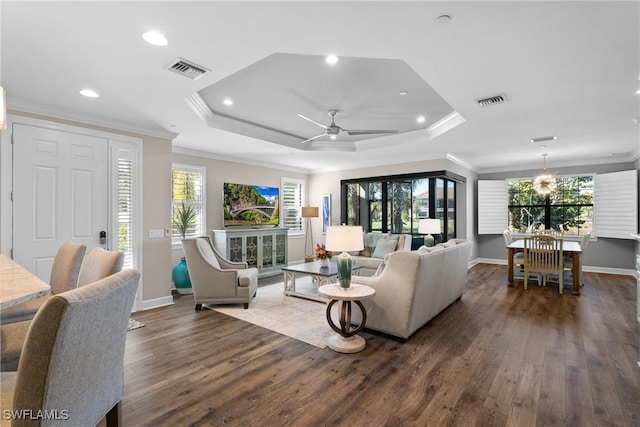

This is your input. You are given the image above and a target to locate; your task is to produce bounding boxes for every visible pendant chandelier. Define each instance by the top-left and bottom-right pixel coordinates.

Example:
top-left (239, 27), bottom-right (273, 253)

top-left (533, 154), bottom-right (556, 195)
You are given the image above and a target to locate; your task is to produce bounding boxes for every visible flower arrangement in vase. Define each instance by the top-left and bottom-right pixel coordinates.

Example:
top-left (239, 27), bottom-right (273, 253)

top-left (314, 243), bottom-right (332, 268)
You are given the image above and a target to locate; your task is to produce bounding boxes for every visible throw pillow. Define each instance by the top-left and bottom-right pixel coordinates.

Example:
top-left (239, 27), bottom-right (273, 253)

top-left (443, 240), bottom-right (457, 248)
top-left (359, 250), bottom-right (371, 257)
top-left (372, 239), bottom-right (397, 258)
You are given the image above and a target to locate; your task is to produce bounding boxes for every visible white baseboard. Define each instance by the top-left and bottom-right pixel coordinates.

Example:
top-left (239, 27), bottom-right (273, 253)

top-left (474, 258), bottom-right (635, 277)
top-left (136, 295), bottom-right (174, 312)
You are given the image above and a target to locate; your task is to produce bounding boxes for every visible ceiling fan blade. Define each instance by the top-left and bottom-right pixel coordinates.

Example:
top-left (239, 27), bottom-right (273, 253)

top-left (297, 114), bottom-right (328, 130)
top-left (344, 129), bottom-right (399, 135)
top-left (300, 133), bottom-right (326, 144)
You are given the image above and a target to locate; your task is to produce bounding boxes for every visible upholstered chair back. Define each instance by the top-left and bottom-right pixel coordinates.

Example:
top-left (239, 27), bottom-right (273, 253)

top-left (2, 269), bottom-right (140, 427)
top-left (77, 247), bottom-right (125, 287)
top-left (49, 242), bottom-right (87, 295)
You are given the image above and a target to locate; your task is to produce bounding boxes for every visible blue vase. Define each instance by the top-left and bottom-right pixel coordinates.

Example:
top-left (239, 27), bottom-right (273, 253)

top-left (172, 258), bottom-right (192, 294)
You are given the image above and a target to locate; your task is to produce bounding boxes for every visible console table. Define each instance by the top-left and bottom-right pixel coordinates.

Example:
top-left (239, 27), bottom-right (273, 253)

top-left (213, 228), bottom-right (287, 278)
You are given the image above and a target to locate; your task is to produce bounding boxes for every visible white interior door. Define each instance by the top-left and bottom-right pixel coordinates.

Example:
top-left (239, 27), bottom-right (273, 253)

top-left (12, 123), bottom-right (108, 282)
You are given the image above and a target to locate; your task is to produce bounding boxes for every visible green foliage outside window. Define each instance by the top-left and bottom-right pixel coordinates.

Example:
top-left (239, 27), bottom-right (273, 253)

top-left (508, 176), bottom-right (593, 235)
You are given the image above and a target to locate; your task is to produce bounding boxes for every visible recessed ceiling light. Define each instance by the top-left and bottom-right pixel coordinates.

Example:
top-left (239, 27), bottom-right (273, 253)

top-left (416, 116), bottom-right (426, 123)
top-left (399, 91), bottom-right (408, 96)
top-left (325, 55), bottom-right (339, 65)
top-left (329, 135), bottom-right (337, 140)
top-left (223, 98), bottom-right (233, 106)
top-left (636, 88), bottom-right (640, 95)
top-left (142, 31), bottom-right (168, 46)
top-left (79, 89), bottom-right (99, 98)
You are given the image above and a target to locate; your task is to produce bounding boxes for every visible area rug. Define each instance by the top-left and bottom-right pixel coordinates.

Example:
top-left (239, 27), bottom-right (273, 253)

top-left (211, 278), bottom-right (333, 349)
top-left (127, 318), bottom-right (145, 331)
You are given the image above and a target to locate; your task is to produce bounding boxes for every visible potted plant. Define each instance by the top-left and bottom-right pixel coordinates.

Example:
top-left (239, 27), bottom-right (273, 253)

top-left (172, 202), bottom-right (197, 294)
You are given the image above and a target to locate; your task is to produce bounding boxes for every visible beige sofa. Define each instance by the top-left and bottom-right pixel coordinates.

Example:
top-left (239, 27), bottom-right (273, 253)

top-left (351, 239), bottom-right (472, 339)
top-left (351, 233), bottom-right (412, 276)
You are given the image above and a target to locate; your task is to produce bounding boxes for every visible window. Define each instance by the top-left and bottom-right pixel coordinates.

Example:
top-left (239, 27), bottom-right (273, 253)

top-left (508, 175), bottom-right (593, 235)
top-left (281, 177), bottom-right (304, 235)
top-left (341, 171), bottom-right (462, 244)
top-left (171, 164), bottom-right (205, 240)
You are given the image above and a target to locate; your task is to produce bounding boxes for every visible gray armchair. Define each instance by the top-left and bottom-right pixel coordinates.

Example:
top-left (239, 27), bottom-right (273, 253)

top-left (0, 269), bottom-right (140, 427)
top-left (182, 237), bottom-right (258, 310)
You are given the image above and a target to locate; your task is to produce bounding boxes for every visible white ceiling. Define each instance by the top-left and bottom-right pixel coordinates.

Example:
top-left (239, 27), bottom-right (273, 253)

top-left (2, 1), bottom-right (639, 174)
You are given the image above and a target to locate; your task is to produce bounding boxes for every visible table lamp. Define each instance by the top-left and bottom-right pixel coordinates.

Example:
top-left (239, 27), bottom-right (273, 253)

top-left (325, 225), bottom-right (364, 289)
top-left (419, 218), bottom-right (441, 247)
top-left (301, 207), bottom-right (319, 262)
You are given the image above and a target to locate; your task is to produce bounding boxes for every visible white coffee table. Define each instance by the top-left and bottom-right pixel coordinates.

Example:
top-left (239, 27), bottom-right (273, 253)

top-left (317, 283), bottom-right (375, 353)
top-left (282, 262), bottom-right (362, 302)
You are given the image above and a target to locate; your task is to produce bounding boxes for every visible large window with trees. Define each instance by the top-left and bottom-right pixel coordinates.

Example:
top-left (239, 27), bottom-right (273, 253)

top-left (341, 171), bottom-right (463, 246)
top-left (508, 175), bottom-right (593, 235)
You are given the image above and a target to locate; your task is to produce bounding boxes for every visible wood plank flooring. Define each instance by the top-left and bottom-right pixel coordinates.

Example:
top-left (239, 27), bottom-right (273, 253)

top-left (122, 264), bottom-right (639, 426)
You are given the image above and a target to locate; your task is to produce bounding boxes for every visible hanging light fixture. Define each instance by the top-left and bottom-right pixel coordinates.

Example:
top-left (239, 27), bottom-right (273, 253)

top-left (533, 153), bottom-right (556, 195)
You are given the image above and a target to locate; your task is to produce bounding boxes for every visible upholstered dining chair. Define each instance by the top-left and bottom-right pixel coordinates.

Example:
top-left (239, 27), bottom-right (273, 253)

top-left (77, 247), bottom-right (125, 286)
top-left (523, 235), bottom-right (564, 294)
top-left (0, 242), bottom-right (86, 325)
top-left (503, 230), bottom-right (524, 277)
top-left (0, 269), bottom-right (140, 427)
top-left (182, 237), bottom-right (258, 310)
top-left (1, 247), bottom-right (125, 372)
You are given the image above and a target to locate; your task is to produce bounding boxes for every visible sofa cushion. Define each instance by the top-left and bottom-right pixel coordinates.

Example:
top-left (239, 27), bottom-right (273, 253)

top-left (372, 238), bottom-right (398, 258)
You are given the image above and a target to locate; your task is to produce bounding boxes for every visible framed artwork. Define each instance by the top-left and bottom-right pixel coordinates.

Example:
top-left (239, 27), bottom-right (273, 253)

top-left (321, 194), bottom-right (331, 234)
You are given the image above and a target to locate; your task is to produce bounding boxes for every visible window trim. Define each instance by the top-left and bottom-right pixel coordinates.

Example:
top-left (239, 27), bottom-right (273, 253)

top-left (171, 163), bottom-right (206, 245)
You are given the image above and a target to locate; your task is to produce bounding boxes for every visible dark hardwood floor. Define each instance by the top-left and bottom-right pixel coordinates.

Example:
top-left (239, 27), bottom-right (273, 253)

top-left (123, 264), bottom-right (639, 426)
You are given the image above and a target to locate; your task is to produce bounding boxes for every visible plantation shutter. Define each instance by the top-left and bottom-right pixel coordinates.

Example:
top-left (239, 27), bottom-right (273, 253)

top-left (281, 177), bottom-right (304, 235)
top-left (117, 158), bottom-right (135, 269)
top-left (477, 180), bottom-right (508, 234)
top-left (594, 169), bottom-right (638, 239)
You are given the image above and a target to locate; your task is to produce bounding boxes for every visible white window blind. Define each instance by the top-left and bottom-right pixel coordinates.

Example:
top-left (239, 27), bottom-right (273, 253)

top-left (594, 169), bottom-right (638, 239)
top-left (477, 180), bottom-right (508, 234)
top-left (281, 177), bottom-right (304, 235)
top-left (172, 164), bottom-right (205, 240)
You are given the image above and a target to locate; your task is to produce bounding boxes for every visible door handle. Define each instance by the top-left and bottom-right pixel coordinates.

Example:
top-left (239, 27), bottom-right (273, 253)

top-left (99, 231), bottom-right (107, 245)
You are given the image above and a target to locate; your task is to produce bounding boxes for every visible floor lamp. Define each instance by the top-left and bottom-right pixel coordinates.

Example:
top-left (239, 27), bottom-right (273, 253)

top-left (302, 207), bottom-right (319, 262)
top-left (419, 218), bottom-right (441, 247)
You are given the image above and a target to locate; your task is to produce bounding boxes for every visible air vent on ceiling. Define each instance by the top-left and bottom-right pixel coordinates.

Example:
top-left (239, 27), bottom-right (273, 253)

top-left (166, 58), bottom-right (209, 80)
top-left (475, 94), bottom-right (507, 108)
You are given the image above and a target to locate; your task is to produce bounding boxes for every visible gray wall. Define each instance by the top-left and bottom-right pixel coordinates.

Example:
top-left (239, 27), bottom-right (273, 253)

top-left (477, 161), bottom-right (637, 270)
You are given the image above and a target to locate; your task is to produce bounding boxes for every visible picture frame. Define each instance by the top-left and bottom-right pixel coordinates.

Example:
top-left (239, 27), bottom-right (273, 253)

top-left (321, 194), bottom-right (331, 234)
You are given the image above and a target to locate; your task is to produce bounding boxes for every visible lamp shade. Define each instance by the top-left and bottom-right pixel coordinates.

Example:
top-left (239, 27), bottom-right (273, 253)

top-left (301, 206), bottom-right (319, 218)
top-left (325, 225), bottom-right (364, 252)
top-left (418, 218), bottom-right (441, 234)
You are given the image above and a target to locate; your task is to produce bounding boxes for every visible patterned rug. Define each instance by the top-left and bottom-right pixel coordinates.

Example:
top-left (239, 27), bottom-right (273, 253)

top-left (211, 278), bottom-right (333, 349)
top-left (127, 318), bottom-right (145, 331)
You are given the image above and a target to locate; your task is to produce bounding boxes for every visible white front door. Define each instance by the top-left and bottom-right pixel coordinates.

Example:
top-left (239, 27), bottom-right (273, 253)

top-left (12, 123), bottom-right (108, 282)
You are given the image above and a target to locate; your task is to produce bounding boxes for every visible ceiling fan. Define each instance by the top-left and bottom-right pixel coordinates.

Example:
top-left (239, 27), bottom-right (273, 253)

top-left (297, 110), bottom-right (399, 143)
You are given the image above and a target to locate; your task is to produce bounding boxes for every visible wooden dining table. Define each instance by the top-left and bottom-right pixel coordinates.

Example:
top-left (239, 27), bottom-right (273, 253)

top-left (0, 254), bottom-right (50, 310)
top-left (506, 239), bottom-right (582, 295)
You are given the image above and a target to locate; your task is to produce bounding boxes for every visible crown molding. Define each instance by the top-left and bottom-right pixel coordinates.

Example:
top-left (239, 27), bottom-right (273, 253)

top-left (7, 98), bottom-right (178, 140)
top-left (171, 146), bottom-right (312, 175)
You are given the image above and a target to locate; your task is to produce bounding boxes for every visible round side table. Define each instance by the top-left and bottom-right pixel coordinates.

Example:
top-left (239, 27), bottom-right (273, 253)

top-left (318, 283), bottom-right (375, 353)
